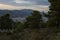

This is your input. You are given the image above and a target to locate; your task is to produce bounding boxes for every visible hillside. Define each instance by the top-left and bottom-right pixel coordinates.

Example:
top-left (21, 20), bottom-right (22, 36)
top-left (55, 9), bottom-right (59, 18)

top-left (0, 9), bottom-right (32, 18)
top-left (0, 9), bottom-right (47, 22)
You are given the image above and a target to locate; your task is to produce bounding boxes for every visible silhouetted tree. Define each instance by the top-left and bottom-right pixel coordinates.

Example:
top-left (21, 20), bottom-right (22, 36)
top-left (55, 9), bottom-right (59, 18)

top-left (47, 0), bottom-right (60, 28)
top-left (24, 10), bottom-right (42, 29)
top-left (0, 14), bottom-right (15, 30)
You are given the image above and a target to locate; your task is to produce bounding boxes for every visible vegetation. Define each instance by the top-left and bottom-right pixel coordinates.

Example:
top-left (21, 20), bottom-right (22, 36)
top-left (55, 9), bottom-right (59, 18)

top-left (0, 14), bottom-right (15, 30)
top-left (46, 0), bottom-right (60, 32)
top-left (24, 11), bottom-right (43, 29)
top-left (0, 0), bottom-right (60, 40)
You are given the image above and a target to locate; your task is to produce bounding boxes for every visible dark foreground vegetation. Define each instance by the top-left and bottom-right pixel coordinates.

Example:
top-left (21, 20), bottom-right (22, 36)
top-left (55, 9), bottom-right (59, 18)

top-left (0, 0), bottom-right (60, 40)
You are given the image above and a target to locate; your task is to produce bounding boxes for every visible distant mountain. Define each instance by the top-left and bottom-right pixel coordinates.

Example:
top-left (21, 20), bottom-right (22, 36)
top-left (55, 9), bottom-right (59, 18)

top-left (0, 9), bottom-right (48, 22)
top-left (0, 9), bottom-right (32, 18)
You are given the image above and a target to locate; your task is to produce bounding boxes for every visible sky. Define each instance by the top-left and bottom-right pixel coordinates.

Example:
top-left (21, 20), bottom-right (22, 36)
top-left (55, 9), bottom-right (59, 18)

top-left (0, 0), bottom-right (49, 11)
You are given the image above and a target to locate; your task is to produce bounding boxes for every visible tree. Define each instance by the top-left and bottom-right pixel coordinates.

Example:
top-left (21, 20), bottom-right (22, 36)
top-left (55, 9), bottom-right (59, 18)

top-left (15, 22), bottom-right (24, 32)
top-left (0, 14), bottom-right (15, 30)
top-left (48, 0), bottom-right (60, 28)
top-left (24, 10), bottom-right (42, 29)
top-left (47, 0), bottom-right (60, 33)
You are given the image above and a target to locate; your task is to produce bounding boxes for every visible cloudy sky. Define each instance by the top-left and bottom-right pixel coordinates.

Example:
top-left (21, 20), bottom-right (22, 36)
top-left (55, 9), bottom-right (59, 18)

top-left (0, 0), bottom-right (49, 11)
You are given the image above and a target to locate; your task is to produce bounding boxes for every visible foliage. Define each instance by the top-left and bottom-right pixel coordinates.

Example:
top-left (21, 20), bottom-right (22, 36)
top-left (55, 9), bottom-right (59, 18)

top-left (24, 10), bottom-right (43, 29)
top-left (15, 22), bottom-right (24, 32)
top-left (47, 0), bottom-right (60, 28)
top-left (0, 13), bottom-right (15, 30)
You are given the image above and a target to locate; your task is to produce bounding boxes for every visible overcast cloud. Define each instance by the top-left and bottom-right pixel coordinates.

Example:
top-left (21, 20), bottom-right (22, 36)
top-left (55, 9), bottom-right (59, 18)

top-left (0, 0), bottom-right (49, 6)
top-left (0, 0), bottom-right (49, 11)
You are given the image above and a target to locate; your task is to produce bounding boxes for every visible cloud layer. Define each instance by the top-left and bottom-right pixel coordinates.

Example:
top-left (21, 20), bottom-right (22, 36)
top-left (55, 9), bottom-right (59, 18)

top-left (0, 0), bottom-right (49, 11)
top-left (0, 0), bottom-right (49, 6)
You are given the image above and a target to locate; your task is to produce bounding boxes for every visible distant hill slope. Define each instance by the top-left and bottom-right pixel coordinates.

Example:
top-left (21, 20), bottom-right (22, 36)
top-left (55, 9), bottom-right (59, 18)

top-left (0, 9), bottom-right (32, 18)
top-left (0, 9), bottom-right (48, 22)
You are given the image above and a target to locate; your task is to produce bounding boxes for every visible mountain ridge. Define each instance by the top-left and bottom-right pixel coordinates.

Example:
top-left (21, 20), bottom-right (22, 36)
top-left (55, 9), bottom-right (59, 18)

top-left (0, 9), bottom-right (33, 18)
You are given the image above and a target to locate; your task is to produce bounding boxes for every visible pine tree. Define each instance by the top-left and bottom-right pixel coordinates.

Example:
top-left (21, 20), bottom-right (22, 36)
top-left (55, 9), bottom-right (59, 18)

top-left (48, 0), bottom-right (60, 28)
top-left (0, 14), bottom-right (15, 30)
top-left (24, 10), bottom-right (42, 29)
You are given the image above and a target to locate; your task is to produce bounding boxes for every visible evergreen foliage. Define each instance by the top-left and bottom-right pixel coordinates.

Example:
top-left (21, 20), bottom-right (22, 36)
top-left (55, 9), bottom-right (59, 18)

top-left (0, 14), bottom-right (15, 30)
top-left (47, 0), bottom-right (60, 28)
top-left (24, 10), bottom-right (43, 29)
